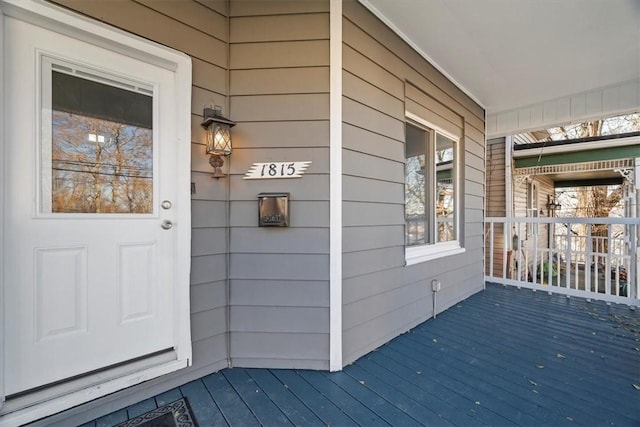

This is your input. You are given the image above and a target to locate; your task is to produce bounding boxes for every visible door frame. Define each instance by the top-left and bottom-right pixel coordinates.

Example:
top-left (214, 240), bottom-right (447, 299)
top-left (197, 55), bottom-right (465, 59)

top-left (0, 0), bottom-right (192, 424)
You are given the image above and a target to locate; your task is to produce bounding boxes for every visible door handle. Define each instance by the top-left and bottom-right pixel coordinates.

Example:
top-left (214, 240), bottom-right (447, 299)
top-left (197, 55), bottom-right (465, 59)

top-left (161, 220), bottom-right (173, 230)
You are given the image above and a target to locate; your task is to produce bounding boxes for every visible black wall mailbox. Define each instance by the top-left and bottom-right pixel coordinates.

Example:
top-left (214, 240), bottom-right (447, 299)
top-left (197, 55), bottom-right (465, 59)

top-left (258, 192), bottom-right (290, 227)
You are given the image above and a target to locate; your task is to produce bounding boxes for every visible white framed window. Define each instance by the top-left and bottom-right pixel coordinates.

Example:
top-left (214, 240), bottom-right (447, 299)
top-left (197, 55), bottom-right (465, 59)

top-left (405, 116), bottom-right (464, 265)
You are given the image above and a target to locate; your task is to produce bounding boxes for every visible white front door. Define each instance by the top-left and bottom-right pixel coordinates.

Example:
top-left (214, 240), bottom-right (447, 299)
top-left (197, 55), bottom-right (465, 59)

top-left (3, 16), bottom-right (180, 395)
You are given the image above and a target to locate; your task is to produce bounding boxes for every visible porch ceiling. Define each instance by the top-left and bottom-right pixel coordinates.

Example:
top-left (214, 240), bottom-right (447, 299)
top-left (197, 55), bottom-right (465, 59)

top-left (361, 0), bottom-right (640, 136)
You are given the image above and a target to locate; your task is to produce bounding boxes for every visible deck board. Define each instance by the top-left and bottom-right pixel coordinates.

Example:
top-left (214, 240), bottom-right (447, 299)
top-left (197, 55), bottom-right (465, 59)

top-left (202, 373), bottom-right (261, 426)
top-left (154, 387), bottom-right (183, 406)
top-left (297, 369), bottom-right (392, 426)
top-left (245, 369), bottom-right (326, 426)
top-left (222, 368), bottom-right (294, 426)
top-left (80, 283), bottom-right (640, 426)
top-left (94, 409), bottom-right (127, 427)
top-left (179, 379), bottom-right (228, 426)
top-left (270, 369), bottom-right (360, 426)
top-left (125, 397), bottom-right (156, 419)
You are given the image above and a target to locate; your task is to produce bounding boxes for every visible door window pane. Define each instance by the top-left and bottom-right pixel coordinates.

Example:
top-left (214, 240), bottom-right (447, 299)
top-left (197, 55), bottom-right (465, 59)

top-left (48, 69), bottom-right (153, 213)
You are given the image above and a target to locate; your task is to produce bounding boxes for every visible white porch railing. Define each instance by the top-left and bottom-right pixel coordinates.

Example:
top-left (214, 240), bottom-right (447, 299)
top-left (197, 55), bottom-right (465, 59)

top-left (485, 217), bottom-right (639, 306)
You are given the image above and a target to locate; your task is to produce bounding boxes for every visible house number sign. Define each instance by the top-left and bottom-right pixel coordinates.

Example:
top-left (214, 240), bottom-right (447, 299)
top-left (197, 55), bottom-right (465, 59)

top-left (244, 161), bottom-right (311, 179)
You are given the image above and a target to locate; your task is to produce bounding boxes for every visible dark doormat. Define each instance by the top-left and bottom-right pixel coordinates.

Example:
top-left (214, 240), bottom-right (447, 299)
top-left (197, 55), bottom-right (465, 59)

top-left (115, 398), bottom-right (197, 427)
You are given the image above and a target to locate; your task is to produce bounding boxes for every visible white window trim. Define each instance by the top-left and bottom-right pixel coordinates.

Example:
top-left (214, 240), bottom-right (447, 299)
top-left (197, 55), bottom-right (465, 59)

top-left (0, 0), bottom-right (192, 423)
top-left (406, 241), bottom-right (465, 266)
top-left (405, 112), bottom-right (463, 265)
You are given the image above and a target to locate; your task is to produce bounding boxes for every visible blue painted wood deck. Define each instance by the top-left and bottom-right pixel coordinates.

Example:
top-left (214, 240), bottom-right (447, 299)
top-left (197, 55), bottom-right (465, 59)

top-left (84, 283), bottom-right (640, 426)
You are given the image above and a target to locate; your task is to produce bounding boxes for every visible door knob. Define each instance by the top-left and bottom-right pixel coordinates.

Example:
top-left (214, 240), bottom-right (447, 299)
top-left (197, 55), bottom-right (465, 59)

top-left (161, 220), bottom-right (173, 230)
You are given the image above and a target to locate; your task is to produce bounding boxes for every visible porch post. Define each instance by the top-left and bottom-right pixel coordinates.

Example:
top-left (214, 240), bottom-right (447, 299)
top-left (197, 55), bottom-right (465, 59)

top-left (634, 158), bottom-right (639, 299)
top-left (505, 136), bottom-right (514, 244)
top-left (329, 0), bottom-right (343, 371)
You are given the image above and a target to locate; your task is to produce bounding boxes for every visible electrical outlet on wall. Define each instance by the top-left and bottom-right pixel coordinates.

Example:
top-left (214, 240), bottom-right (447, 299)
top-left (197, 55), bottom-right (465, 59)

top-left (431, 279), bottom-right (441, 292)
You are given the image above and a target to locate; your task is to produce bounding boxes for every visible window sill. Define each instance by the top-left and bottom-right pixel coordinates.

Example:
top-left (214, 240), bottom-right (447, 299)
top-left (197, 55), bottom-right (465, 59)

top-left (405, 242), bottom-right (465, 266)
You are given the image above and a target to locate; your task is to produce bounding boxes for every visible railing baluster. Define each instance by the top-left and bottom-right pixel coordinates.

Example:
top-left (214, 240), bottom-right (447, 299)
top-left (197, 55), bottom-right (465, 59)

top-left (586, 226), bottom-right (592, 293)
top-left (631, 224), bottom-right (637, 299)
top-left (502, 220), bottom-right (508, 280)
top-left (565, 223), bottom-right (572, 289)
top-left (533, 226), bottom-right (538, 285)
top-left (489, 221), bottom-right (494, 278)
top-left (605, 225), bottom-right (612, 296)
top-left (516, 222), bottom-right (523, 282)
top-left (485, 216), bottom-right (638, 306)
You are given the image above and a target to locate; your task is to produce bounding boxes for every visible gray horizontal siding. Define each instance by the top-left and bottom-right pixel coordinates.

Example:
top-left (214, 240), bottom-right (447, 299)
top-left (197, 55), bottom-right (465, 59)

top-left (227, 2), bottom-right (330, 370)
top-left (137, 0), bottom-right (228, 41)
top-left (230, 279), bottom-right (329, 307)
top-left (192, 201), bottom-right (228, 228)
top-left (231, 306), bottom-right (329, 333)
top-left (343, 226), bottom-right (405, 253)
top-left (190, 171), bottom-right (228, 200)
top-left (343, 70), bottom-right (405, 120)
top-left (230, 0), bottom-right (328, 16)
top-left (231, 40), bottom-right (329, 69)
top-left (231, 67), bottom-right (329, 95)
top-left (343, 123), bottom-right (404, 162)
top-left (343, 44), bottom-right (404, 99)
top-left (230, 254), bottom-right (329, 281)
top-left (343, 176), bottom-right (404, 203)
top-left (342, 293), bottom-right (430, 363)
top-left (192, 228), bottom-right (228, 256)
top-left (230, 13), bottom-right (328, 42)
top-left (191, 309), bottom-right (228, 342)
top-left (343, 202), bottom-right (404, 227)
top-left (190, 281), bottom-right (227, 314)
top-left (343, 247), bottom-right (405, 279)
top-left (342, 150), bottom-right (404, 182)
top-left (343, 97), bottom-right (404, 141)
top-left (343, 279), bottom-right (430, 331)
top-left (231, 333), bottom-right (328, 365)
top-left (55, 0), bottom-right (227, 66)
top-left (193, 58), bottom-right (226, 94)
top-left (231, 94), bottom-right (329, 122)
top-left (231, 228), bottom-right (329, 254)
top-left (191, 254), bottom-right (227, 285)
top-left (232, 121), bottom-right (329, 149)
top-left (341, 0), bottom-right (485, 365)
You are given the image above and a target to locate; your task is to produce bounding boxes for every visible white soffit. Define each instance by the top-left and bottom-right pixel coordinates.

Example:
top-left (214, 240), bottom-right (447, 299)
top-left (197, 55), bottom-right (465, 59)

top-left (361, 0), bottom-right (640, 135)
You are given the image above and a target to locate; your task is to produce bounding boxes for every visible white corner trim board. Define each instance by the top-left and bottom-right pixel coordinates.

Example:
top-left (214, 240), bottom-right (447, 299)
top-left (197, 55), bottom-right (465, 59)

top-left (329, 0), bottom-right (343, 372)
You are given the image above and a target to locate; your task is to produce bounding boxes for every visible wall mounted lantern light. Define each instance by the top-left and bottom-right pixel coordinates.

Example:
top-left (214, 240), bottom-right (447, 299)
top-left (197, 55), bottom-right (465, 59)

top-left (546, 194), bottom-right (561, 215)
top-left (201, 106), bottom-right (236, 178)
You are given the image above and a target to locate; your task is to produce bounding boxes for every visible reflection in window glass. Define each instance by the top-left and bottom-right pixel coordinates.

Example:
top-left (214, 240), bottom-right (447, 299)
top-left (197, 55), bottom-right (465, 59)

top-left (405, 123), bottom-right (457, 246)
top-left (435, 133), bottom-right (455, 243)
top-left (405, 125), bottom-right (427, 246)
top-left (50, 71), bottom-right (153, 213)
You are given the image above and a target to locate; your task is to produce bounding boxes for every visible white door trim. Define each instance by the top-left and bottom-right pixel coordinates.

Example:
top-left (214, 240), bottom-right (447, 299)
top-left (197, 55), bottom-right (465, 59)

top-left (0, 0), bottom-right (192, 423)
top-left (0, 0), bottom-right (6, 412)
